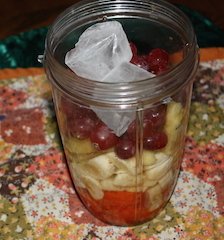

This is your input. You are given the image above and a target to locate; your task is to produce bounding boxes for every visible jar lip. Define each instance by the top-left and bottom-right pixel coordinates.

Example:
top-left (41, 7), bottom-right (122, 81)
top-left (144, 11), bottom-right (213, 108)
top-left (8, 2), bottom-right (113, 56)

top-left (45, 0), bottom-right (199, 107)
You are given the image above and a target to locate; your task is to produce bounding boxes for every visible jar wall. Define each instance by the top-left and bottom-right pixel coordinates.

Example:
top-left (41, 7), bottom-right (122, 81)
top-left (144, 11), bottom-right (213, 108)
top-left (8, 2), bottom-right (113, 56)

top-left (50, 81), bottom-right (193, 226)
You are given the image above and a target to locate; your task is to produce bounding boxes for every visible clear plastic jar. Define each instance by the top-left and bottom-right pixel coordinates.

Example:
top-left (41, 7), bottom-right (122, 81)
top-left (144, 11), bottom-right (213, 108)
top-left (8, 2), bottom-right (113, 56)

top-left (44, 0), bottom-right (199, 226)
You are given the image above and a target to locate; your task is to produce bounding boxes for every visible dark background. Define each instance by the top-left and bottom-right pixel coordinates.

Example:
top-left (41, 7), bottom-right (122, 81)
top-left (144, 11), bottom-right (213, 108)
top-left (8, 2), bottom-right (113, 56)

top-left (1, 0), bottom-right (224, 40)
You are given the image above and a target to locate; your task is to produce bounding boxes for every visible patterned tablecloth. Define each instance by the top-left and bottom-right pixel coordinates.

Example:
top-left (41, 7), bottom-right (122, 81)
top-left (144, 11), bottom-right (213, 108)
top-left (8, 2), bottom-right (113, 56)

top-left (0, 48), bottom-right (224, 240)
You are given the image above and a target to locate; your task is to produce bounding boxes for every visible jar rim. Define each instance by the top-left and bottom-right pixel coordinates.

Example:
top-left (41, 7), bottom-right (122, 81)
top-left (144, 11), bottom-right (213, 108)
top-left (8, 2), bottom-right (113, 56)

top-left (44, 0), bottom-right (199, 108)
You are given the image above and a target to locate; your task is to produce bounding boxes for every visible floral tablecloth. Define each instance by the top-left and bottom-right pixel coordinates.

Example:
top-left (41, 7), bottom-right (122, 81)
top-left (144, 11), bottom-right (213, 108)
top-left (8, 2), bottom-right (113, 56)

top-left (0, 49), bottom-right (224, 240)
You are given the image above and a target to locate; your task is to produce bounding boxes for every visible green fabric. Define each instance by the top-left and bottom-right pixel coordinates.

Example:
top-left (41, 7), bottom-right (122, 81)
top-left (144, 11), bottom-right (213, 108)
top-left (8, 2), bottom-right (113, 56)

top-left (0, 5), bottom-right (224, 69)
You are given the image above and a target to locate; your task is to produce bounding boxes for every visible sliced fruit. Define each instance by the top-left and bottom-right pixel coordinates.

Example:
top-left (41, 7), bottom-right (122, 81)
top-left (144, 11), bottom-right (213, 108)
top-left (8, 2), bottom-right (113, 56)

top-left (165, 101), bottom-right (183, 131)
top-left (100, 177), bottom-right (118, 191)
top-left (111, 154), bottom-right (137, 175)
top-left (142, 150), bottom-right (157, 166)
top-left (113, 172), bottom-right (143, 187)
top-left (164, 101), bottom-right (184, 154)
top-left (158, 169), bottom-right (173, 191)
top-left (155, 152), bottom-right (170, 163)
top-left (84, 153), bottom-right (116, 179)
top-left (144, 155), bottom-right (173, 180)
top-left (82, 176), bottom-right (104, 200)
top-left (143, 178), bottom-right (157, 191)
top-left (144, 184), bottom-right (163, 211)
top-left (64, 137), bottom-right (95, 154)
top-left (69, 163), bottom-right (86, 188)
top-left (100, 177), bottom-right (136, 192)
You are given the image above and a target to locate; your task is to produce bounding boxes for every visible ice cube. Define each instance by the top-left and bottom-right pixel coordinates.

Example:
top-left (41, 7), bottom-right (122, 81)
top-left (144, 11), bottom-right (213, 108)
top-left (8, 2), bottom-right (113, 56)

top-left (65, 21), bottom-right (155, 136)
top-left (65, 21), bottom-right (132, 80)
top-left (103, 62), bottom-right (155, 82)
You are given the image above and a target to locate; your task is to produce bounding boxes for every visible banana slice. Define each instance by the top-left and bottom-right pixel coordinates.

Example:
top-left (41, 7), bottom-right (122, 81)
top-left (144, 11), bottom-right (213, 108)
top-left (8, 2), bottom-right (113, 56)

top-left (155, 152), bottom-right (170, 163)
top-left (143, 179), bottom-right (157, 191)
top-left (164, 101), bottom-right (184, 154)
top-left (69, 163), bottom-right (86, 188)
top-left (158, 169), bottom-right (173, 191)
top-left (142, 150), bottom-right (157, 166)
top-left (100, 178), bottom-right (138, 192)
top-left (84, 153), bottom-right (116, 180)
top-left (145, 184), bottom-right (163, 211)
top-left (109, 153), bottom-right (137, 175)
top-left (165, 101), bottom-right (184, 131)
top-left (144, 152), bottom-right (171, 170)
top-left (82, 176), bottom-right (104, 200)
top-left (144, 155), bottom-right (173, 181)
top-left (113, 172), bottom-right (143, 187)
top-left (100, 177), bottom-right (118, 191)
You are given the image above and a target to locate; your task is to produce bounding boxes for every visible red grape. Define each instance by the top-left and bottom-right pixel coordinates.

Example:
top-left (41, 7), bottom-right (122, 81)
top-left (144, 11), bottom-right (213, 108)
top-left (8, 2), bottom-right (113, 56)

top-left (127, 119), bottom-right (154, 139)
top-left (148, 48), bottom-right (169, 74)
top-left (90, 123), bottom-right (118, 150)
top-left (144, 104), bottom-right (167, 130)
top-left (143, 132), bottom-right (168, 150)
top-left (131, 55), bottom-right (149, 71)
top-left (69, 116), bottom-right (96, 139)
top-left (115, 137), bottom-right (136, 159)
top-left (129, 42), bottom-right (138, 56)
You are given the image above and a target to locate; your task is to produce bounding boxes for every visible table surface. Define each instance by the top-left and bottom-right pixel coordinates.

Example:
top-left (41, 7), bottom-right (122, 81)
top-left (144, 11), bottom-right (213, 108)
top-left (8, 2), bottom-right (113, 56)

top-left (1, 0), bottom-right (224, 40)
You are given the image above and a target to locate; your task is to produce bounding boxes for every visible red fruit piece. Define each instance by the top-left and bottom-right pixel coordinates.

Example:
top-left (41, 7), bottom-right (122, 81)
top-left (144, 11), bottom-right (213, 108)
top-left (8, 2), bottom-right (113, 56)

top-left (148, 48), bottom-right (169, 74)
top-left (131, 55), bottom-right (149, 71)
top-left (129, 42), bottom-right (138, 56)
top-left (90, 123), bottom-right (118, 150)
top-left (143, 131), bottom-right (168, 150)
top-left (69, 116), bottom-right (96, 139)
top-left (115, 137), bottom-right (136, 159)
top-left (127, 104), bottom-right (167, 140)
top-left (127, 118), bottom-right (154, 140)
top-left (60, 97), bottom-right (77, 117)
top-left (144, 104), bottom-right (167, 129)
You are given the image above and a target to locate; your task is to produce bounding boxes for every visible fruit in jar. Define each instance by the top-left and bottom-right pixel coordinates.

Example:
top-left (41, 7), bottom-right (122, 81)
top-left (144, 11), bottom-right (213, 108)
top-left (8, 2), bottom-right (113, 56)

top-left (164, 101), bottom-right (184, 154)
top-left (131, 54), bottom-right (149, 71)
top-left (81, 176), bottom-right (104, 200)
top-left (81, 153), bottom-right (116, 180)
top-left (142, 150), bottom-right (157, 166)
top-left (143, 131), bottom-right (168, 150)
top-left (129, 42), bottom-right (138, 56)
top-left (60, 42), bottom-right (185, 225)
top-left (144, 154), bottom-right (173, 181)
top-left (69, 116), bottom-right (96, 139)
top-left (144, 184), bottom-right (163, 211)
top-left (147, 48), bottom-right (169, 74)
top-left (64, 137), bottom-right (95, 154)
top-left (115, 136), bottom-right (136, 159)
top-left (158, 169), bottom-right (173, 191)
top-left (77, 188), bottom-right (163, 226)
top-left (90, 123), bottom-right (118, 150)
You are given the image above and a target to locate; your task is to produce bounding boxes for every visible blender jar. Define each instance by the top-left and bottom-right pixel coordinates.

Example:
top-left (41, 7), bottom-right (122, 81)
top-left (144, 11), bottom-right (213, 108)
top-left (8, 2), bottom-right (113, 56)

top-left (44, 0), bottom-right (199, 226)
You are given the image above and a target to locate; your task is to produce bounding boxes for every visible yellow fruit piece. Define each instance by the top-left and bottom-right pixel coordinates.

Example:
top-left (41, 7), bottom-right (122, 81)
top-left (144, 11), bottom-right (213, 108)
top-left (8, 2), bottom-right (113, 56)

top-left (142, 150), bottom-right (157, 166)
top-left (82, 176), bottom-right (104, 200)
top-left (64, 137), bottom-right (95, 154)
top-left (144, 155), bottom-right (173, 181)
top-left (84, 153), bottom-right (116, 179)
top-left (164, 101), bottom-right (184, 154)
top-left (165, 101), bottom-right (184, 131)
top-left (158, 169), bottom-right (173, 191)
top-left (145, 184), bottom-right (163, 211)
